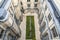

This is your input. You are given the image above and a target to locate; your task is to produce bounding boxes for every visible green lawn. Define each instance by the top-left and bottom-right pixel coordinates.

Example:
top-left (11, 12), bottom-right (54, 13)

top-left (26, 16), bottom-right (36, 40)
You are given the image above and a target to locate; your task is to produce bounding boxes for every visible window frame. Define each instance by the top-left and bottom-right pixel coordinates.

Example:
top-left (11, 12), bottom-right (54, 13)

top-left (34, 4), bottom-right (37, 7)
top-left (27, 0), bottom-right (30, 2)
top-left (35, 0), bottom-right (38, 2)
top-left (48, 13), bottom-right (52, 21)
top-left (51, 27), bottom-right (58, 37)
top-left (27, 4), bottom-right (30, 7)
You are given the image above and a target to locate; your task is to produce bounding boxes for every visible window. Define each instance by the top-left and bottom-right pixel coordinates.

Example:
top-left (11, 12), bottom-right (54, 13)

top-left (42, 33), bottom-right (49, 40)
top-left (40, 21), bottom-right (46, 33)
top-left (45, 5), bottom-right (47, 11)
top-left (52, 27), bottom-right (58, 37)
top-left (48, 0), bottom-right (60, 19)
top-left (8, 34), bottom-right (17, 40)
top-left (48, 13), bottom-right (52, 21)
top-left (35, 0), bottom-right (38, 2)
top-left (27, 4), bottom-right (30, 7)
top-left (21, 2), bottom-right (23, 5)
top-left (0, 28), bottom-right (4, 38)
top-left (27, 0), bottom-right (30, 2)
top-left (22, 7), bottom-right (23, 9)
top-left (34, 4), bottom-right (37, 7)
top-left (21, 7), bottom-right (24, 13)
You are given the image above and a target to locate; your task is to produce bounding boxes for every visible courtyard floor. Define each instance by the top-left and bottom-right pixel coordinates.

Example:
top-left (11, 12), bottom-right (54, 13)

top-left (19, 13), bottom-right (41, 40)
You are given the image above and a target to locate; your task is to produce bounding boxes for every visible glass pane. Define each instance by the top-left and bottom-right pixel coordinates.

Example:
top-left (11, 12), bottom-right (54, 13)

top-left (35, 0), bottom-right (38, 2)
top-left (27, 4), bottom-right (30, 7)
top-left (34, 4), bottom-right (37, 7)
top-left (27, 0), bottom-right (30, 2)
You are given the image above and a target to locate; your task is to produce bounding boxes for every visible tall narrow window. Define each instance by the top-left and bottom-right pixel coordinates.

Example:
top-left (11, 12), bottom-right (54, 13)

top-left (34, 4), bottom-right (37, 7)
top-left (43, 0), bottom-right (44, 2)
top-left (42, 33), bottom-right (49, 40)
top-left (21, 2), bottom-right (23, 5)
top-left (21, 7), bottom-right (24, 13)
top-left (35, 0), bottom-right (38, 2)
top-left (27, 4), bottom-right (30, 7)
top-left (48, 13), bottom-right (52, 21)
top-left (45, 5), bottom-right (47, 11)
top-left (0, 28), bottom-right (4, 38)
top-left (27, 0), bottom-right (30, 2)
top-left (52, 27), bottom-right (58, 37)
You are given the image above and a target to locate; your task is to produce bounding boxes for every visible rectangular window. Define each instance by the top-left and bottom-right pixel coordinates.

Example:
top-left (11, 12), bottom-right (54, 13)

top-left (42, 33), bottom-right (49, 40)
top-left (43, 0), bottom-right (44, 2)
top-left (21, 7), bottom-right (24, 13)
top-left (27, 0), bottom-right (30, 2)
top-left (27, 4), bottom-right (30, 7)
top-left (52, 27), bottom-right (58, 37)
top-left (40, 22), bottom-right (46, 33)
top-left (34, 4), bottom-right (37, 7)
top-left (48, 13), bottom-right (52, 21)
top-left (0, 28), bottom-right (4, 38)
top-left (45, 5), bottom-right (47, 11)
top-left (48, 0), bottom-right (60, 19)
top-left (21, 2), bottom-right (23, 5)
top-left (35, 0), bottom-right (38, 2)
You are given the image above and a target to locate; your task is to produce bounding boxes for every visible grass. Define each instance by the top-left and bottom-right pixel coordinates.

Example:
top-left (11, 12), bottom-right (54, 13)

top-left (26, 16), bottom-right (36, 40)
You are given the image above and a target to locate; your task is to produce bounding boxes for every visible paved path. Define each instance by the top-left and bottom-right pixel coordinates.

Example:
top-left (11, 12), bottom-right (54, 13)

top-left (18, 13), bottom-right (41, 40)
